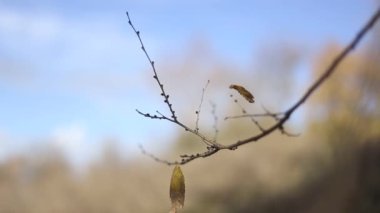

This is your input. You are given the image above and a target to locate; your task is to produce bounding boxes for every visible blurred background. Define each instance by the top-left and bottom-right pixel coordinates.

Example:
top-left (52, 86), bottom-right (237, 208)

top-left (1, 0), bottom-right (380, 212)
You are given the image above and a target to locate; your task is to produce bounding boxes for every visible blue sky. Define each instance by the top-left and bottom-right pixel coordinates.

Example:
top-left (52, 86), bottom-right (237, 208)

top-left (0, 0), bottom-right (376, 166)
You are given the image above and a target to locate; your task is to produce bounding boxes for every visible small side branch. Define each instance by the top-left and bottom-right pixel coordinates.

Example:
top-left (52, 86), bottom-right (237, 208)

top-left (229, 94), bottom-right (266, 132)
top-left (195, 80), bottom-right (210, 133)
top-left (126, 12), bottom-right (177, 121)
top-left (139, 144), bottom-right (179, 166)
top-left (210, 101), bottom-right (219, 141)
top-left (127, 12), bottom-right (227, 149)
top-left (225, 105), bottom-right (298, 136)
top-left (139, 144), bottom-right (220, 165)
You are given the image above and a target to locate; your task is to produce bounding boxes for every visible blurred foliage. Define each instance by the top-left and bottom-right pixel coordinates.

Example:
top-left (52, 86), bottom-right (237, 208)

top-left (309, 39), bottom-right (380, 146)
top-left (0, 143), bottom-right (171, 213)
top-left (304, 30), bottom-right (380, 212)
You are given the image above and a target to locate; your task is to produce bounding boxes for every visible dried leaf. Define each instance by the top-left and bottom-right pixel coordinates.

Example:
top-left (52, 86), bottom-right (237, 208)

top-left (229, 84), bottom-right (255, 103)
top-left (169, 165), bottom-right (185, 212)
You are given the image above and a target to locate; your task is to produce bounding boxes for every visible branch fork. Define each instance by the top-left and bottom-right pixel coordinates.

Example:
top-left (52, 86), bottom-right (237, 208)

top-left (127, 8), bottom-right (380, 165)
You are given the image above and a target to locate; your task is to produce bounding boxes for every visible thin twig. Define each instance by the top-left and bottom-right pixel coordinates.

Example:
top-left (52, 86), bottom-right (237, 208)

top-left (225, 108), bottom-right (299, 136)
top-left (195, 80), bottom-right (210, 133)
top-left (225, 113), bottom-right (283, 120)
top-left (210, 101), bottom-right (219, 142)
top-left (126, 12), bottom-right (177, 121)
top-left (225, 105), bottom-right (285, 120)
top-left (229, 94), bottom-right (265, 132)
top-left (127, 12), bottom-right (224, 148)
top-left (139, 144), bottom-right (179, 166)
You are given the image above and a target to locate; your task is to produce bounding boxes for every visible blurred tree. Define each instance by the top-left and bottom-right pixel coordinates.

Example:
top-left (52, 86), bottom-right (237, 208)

top-left (305, 28), bottom-right (380, 212)
top-left (309, 35), bottom-right (380, 146)
top-left (252, 41), bottom-right (304, 108)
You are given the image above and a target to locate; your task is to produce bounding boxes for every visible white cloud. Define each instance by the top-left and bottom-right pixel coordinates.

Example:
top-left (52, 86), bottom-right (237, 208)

top-left (0, 129), bottom-right (25, 161)
top-left (0, 8), bottom-right (61, 42)
top-left (0, 6), bottom-right (148, 101)
top-left (0, 131), bottom-right (10, 159)
top-left (0, 129), bottom-right (9, 141)
top-left (51, 124), bottom-right (86, 152)
top-left (49, 123), bottom-right (102, 169)
top-left (0, 7), bottom-right (136, 54)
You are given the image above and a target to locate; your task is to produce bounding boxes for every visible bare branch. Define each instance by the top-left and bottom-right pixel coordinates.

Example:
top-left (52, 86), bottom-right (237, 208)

top-left (226, 105), bottom-right (285, 120)
top-left (139, 144), bottom-right (179, 166)
top-left (225, 105), bottom-right (300, 136)
top-left (225, 112), bottom-right (282, 120)
top-left (229, 94), bottom-right (265, 132)
top-left (136, 109), bottom-right (166, 120)
top-left (126, 12), bottom-right (177, 121)
top-left (278, 125), bottom-right (300, 137)
top-left (139, 144), bottom-right (220, 165)
top-left (127, 12), bottom-right (225, 148)
top-left (226, 7), bottom-right (380, 149)
top-left (128, 7), bottom-right (380, 165)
